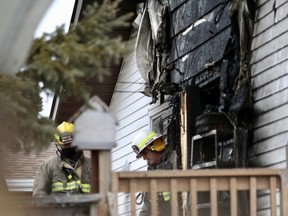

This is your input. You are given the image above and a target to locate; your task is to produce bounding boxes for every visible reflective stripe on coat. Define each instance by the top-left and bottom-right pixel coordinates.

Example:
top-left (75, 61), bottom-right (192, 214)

top-left (33, 154), bottom-right (91, 196)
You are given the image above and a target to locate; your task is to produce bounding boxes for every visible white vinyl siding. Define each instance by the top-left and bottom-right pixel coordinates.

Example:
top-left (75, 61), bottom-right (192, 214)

top-left (109, 37), bottom-right (150, 215)
top-left (250, 0), bottom-right (288, 167)
top-left (109, 35), bottom-right (170, 215)
top-left (250, 1), bottom-right (288, 215)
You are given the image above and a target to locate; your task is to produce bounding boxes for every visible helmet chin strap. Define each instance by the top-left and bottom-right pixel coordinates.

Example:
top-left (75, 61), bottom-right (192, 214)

top-left (55, 145), bottom-right (63, 159)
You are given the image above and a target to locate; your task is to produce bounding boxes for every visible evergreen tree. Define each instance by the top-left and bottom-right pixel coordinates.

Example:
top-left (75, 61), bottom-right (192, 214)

top-left (0, 0), bottom-right (132, 153)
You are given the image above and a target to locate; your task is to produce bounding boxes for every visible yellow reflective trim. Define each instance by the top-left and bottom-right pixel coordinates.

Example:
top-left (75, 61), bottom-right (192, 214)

top-left (161, 192), bottom-right (171, 201)
top-left (81, 183), bottom-right (90, 193)
top-left (52, 181), bottom-right (90, 193)
top-left (137, 132), bottom-right (156, 149)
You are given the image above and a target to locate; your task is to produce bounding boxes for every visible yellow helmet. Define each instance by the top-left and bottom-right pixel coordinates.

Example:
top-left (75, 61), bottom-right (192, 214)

top-left (54, 121), bottom-right (74, 145)
top-left (132, 130), bottom-right (165, 158)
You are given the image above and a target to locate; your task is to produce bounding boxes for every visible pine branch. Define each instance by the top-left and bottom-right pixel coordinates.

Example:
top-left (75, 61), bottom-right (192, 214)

top-left (0, 0), bottom-right (133, 153)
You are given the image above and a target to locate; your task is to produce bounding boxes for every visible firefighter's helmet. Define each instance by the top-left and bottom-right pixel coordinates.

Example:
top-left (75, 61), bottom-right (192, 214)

top-left (132, 130), bottom-right (165, 158)
top-left (54, 121), bottom-right (74, 145)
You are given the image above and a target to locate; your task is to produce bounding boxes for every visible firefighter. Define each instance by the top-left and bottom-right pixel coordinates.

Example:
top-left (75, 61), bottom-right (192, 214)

top-left (33, 121), bottom-right (91, 196)
top-left (132, 130), bottom-right (172, 216)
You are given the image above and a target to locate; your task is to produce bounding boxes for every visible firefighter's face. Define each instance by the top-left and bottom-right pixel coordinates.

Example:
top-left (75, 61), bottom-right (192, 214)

top-left (59, 143), bottom-right (82, 160)
top-left (141, 148), bottom-right (162, 165)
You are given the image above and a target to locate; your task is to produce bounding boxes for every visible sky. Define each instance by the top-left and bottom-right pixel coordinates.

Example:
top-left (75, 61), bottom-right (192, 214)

top-left (35, 0), bottom-right (75, 117)
top-left (34, 0), bottom-right (75, 38)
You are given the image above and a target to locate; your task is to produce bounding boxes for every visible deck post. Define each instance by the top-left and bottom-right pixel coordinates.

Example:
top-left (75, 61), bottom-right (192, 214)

top-left (280, 169), bottom-right (288, 216)
top-left (71, 95), bottom-right (118, 216)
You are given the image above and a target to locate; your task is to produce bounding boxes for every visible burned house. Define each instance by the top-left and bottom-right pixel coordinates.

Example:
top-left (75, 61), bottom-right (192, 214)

top-left (112, 0), bottom-right (255, 177)
top-left (0, 0), bottom-right (287, 215)
top-left (135, 0), bottom-right (255, 168)
top-left (110, 0), bottom-right (288, 215)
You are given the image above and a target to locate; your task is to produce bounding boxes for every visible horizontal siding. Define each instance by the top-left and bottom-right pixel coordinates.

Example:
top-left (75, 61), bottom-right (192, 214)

top-left (110, 35), bottom-right (153, 215)
top-left (171, 0), bottom-right (225, 35)
top-left (253, 117), bottom-right (288, 143)
top-left (250, 0), bottom-right (288, 175)
top-left (249, 146), bottom-right (286, 167)
top-left (170, 4), bottom-right (230, 61)
top-left (251, 11), bottom-right (288, 50)
top-left (253, 83), bottom-right (288, 115)
top-left (0, 144), bottom-right (57, 180)
top-left (251, 30), bottom-right (288, 64)
top-left (253, 74), bottom-right (288, 102)
top-left (253, 103), bottom-right (288, 128)
top-left (253, 1), bottom-right (288, 37)
top-left (249, 133), bottom-right (288, 156)
top-left (257, 191), bottom-right (281, 216)
top-left (252, 11), bottom-right (275, 37)
top-left (116, 192), bottom-right (140, 216)
top-left (251, 40), bottom-right (288, 74)
top-left (254, 0), bottom-right (275, 21)
top-left (6, 179), bottom-right (34, 192)
top-left (256, 0), bottom-right (270, 8)
top-left (110, 66), bottom-right (143, 110)
top-left (252, 60), bottom-right (288, 89)
top-left (169, 0), bottom-right (185, 11)
top-left (110, 51), bottom-right (149, 159)
top-left (114, 96), bottom-right (149, 124)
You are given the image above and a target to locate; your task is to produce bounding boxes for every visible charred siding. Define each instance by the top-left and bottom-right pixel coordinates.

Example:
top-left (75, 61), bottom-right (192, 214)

top-left (167, 0), bottom-right (235, 168)
top-left (169, 0), bottom-right (231, 85)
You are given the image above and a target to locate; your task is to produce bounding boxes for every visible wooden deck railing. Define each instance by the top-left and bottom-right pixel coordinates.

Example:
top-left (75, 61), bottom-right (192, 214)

top-left (112, 169), bottom-right (288, 216)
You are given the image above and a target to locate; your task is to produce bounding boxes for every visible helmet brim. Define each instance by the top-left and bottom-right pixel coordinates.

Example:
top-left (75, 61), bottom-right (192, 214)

top-left (135, 134), bottom-right (164, 158)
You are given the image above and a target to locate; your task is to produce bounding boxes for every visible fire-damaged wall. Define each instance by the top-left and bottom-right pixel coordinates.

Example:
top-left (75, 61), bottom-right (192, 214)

top-left (135, 0), bottom-right (255, 169)
top-left (111, 0), bottom-right (288, 214)
top-left (175, 0), bottom-right (253, 169)
top-left (168, 1), bottom-right (238, 168)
